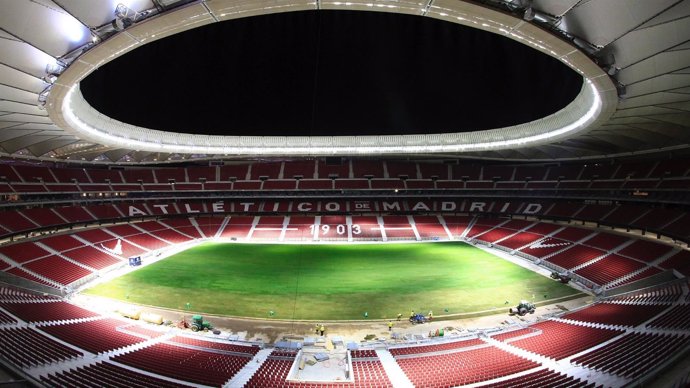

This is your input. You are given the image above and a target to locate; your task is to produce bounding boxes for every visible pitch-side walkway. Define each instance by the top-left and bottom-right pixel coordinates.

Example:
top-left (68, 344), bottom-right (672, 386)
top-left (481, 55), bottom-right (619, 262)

top-left (376, 349), bottom-right (414, 388)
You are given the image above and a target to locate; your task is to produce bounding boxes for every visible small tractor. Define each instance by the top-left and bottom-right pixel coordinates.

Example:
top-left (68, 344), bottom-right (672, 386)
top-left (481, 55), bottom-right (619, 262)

top-left (550, 271), bottom-right (571, 284)
top-left (409, 313), bottom-right (427, 324)
top-left (509, 300), bottom-right (536, 316)
top-left (190, 314), bottom-right (213, 332)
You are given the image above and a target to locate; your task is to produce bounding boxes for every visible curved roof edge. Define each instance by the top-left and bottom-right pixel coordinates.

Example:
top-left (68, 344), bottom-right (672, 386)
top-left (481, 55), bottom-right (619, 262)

top-left (45, 1), bottom-right (617, 157)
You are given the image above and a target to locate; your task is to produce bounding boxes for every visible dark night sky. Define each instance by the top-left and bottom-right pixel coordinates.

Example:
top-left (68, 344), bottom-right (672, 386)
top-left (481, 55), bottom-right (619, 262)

top-left (81, 10), bottom-right (582, 137)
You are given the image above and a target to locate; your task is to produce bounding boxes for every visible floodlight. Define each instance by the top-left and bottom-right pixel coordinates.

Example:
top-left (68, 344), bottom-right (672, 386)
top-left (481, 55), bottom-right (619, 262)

top-left (37, 86), bottom-right (52, 109)
top-left (42, 74), bottom-right (58, 84)
top-left (113, 3), bottom-right (138, 30)
top-left (523, 7), bottom-right (535, 21)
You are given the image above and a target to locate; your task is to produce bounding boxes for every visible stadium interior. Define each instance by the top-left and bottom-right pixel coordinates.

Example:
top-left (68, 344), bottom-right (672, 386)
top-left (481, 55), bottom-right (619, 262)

top-left (1, 0), bottom-right (690, 387)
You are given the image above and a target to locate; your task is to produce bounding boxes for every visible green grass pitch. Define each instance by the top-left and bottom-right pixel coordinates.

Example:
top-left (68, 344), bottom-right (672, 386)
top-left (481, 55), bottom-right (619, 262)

top-left (84, 242), bottom-right (582, 320)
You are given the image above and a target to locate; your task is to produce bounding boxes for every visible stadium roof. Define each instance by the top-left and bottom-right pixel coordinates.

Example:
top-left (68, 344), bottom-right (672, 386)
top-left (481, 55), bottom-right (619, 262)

top-left (1, 0), bottom-right (689, 162)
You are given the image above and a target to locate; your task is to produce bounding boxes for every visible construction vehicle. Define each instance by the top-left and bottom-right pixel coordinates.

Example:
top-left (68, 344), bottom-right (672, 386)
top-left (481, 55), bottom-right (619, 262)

top-left (550, 271), bottom-right (571, 283)
top-left (409, 313), bottom-right (427, 324)
top-left (190, 314), bottom-right (213, 332)
top-left (177, 316), bottom-right (190, 329)
top-left (509, 300), bottom-right (536, 316)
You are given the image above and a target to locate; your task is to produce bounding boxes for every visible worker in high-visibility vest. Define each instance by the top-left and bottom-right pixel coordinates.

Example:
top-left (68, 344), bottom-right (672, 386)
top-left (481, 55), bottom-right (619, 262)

top-left (428, 310), bottom-right (433, 321)
top-left (319, 324), bottom-right (325, 336)
top-left (388, 321), bottom-right (393, 331)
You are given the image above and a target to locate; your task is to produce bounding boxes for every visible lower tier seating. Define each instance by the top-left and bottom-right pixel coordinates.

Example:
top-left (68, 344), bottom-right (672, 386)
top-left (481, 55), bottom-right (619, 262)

top-left (60, 246), bottom-right (122, 270)
top-left (561, 303), bottom-right (668, 327)
top-left (607, 282), bottom-right (683, 304)
top-left (166, 336), bottom-right (260, 355)
top-left (647, 305), bottom-right (690, 330)
top-left (23, 255), bottom-right (93, 285)
top-left (0, 327), bottom-right (82, 368)
top-left (0, 301), bottom-right (98, 322)
top-left (574, 255), bottom-right (647, 286)
top-left (39, 318), bottom-right (148, 354)
top-left (0, 309), bottom-right (16, 324)
top-left (111, 342), bottom-right (252, 386)
top-left (41, 361), bottom-right (192, 388)
top-left (545, 245), bottom-right (606, 269)
top-left (0, 284), bottom-right (58, 302)
top-left (476, 368), bottom-right (596, 388)
top-left (394, 345), bottom-right (540, 387)
top-left (389, 338), bottom-right (485, 356)
top-left (1, 216), bottom-right (681, 296)
top-left (572, 332), bottom-right (690, 379)
top-left (504, 321), bottom-right (623, 360)
top-left (245, 349), bottom-right (392, 388)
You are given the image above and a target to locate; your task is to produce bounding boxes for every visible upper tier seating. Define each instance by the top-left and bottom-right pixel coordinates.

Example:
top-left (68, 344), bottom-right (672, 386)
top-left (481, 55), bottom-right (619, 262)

top-left (418, 162), bottom-right (449, 179)
top-left (0, 159), bottom-right (685, 192)
top-left (317, 160), bottom-right (350, 179)
top-left (352, 161), bottom-right (384, 178)
top-left (154, 168), bottom-right (186, 183)
top-left (283, 160), bottom-right (316, 179)
top-left (50, 168), bottom-right (89, 183)
top-left (387, 161), bottom-right (418, 179)
top-left (219, 164), bottom-right (249, 180)
top-left (250, 162), bottom-right (282, 179)
top-left (121, 169), bottom-right (154, 183)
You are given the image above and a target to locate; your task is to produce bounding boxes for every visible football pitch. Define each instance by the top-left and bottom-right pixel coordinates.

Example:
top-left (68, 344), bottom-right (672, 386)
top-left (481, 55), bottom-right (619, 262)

top-left (84, 242), bottom-right (582, 320)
